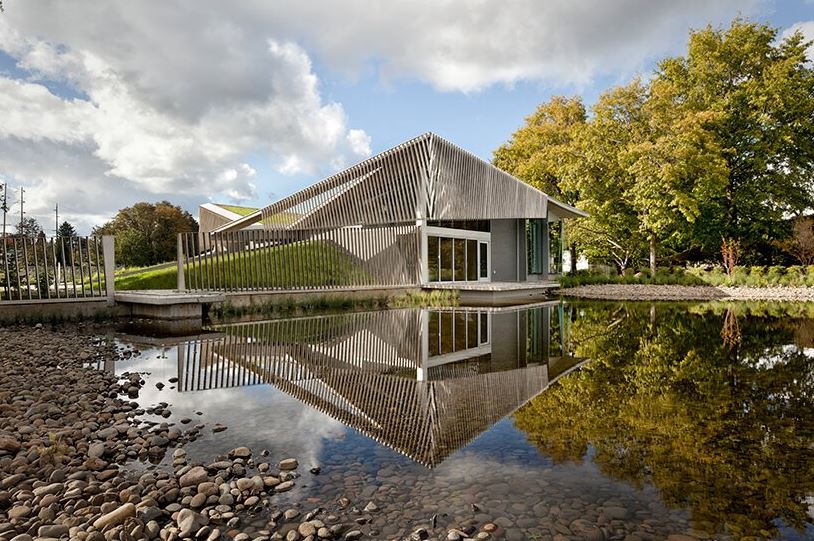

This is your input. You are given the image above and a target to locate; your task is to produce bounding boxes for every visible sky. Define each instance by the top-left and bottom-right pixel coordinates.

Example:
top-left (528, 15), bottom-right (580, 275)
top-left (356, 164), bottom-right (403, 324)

top-left (0, 0), bottom-right (812, 234)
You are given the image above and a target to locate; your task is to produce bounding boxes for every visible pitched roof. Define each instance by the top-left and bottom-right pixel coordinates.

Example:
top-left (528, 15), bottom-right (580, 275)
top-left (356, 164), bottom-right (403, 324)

top-left (213, 132), bottom-right (586, 233)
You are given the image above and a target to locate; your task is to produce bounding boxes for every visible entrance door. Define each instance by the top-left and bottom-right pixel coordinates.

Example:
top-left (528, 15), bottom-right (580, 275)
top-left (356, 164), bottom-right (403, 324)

top-left (478, 241), bottom-right (490, 281)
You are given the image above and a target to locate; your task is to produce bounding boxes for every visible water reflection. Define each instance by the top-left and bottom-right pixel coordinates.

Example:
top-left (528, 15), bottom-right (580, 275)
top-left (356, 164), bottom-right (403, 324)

top-left (176, 304), bottom-right (581, 467)
top-left (515, 301), bottom-right (814, 539)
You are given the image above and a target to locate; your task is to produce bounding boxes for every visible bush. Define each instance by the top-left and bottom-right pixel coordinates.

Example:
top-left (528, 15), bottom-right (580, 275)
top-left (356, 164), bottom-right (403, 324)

top-left (558, 265), bottom-right (814, 289)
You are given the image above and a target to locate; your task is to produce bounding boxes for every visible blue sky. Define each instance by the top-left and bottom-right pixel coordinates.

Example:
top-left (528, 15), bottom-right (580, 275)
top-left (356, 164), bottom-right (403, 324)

top-left (0, 1), bottom-right (812, 233)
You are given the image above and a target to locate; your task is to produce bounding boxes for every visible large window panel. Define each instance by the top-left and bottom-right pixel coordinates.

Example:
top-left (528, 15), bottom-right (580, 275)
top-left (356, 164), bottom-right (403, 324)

top-left (453, 238), bottom-right (465, 281)
top-left (466, 239), bottom-right (477, 281)
top-left (428, 236), bottom-right (439, 282)
top-left (440, 237), bottom-right (453, 281)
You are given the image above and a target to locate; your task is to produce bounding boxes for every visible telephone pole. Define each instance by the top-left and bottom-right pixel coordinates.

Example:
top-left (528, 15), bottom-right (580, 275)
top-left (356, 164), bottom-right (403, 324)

top-left (1, 182), bottom-right (7, 240)
top-left (55, 203), bottom-right (59, 237)
top-left (18, 186), bottom-right (24, 234)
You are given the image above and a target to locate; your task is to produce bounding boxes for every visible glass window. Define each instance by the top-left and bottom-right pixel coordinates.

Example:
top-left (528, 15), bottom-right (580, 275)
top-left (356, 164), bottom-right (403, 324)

top-left (467, 312), bottom-right (478, 348)
top-left (441, 311), bottom-right (454, 354)
top-left (455, 312), bottom-right (467, 351)
top-left (466, 239), bottom-right (477, 281)
top-left (479, 312), bottom-right (489, 344)
top-left (479, 242), bottom-right (488, 279)
top-left (440, 238), bottom-right (453, 281)
top-left (428, 311), bottom-right (440, 356)
top-left (453, 239), bottom-right (465, 281)
top-left (428, 236), bottom-right (439, 282)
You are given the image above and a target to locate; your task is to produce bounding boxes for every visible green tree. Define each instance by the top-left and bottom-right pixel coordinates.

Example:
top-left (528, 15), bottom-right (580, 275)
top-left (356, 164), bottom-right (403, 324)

top-left (493, 96), bottom-right (586, 272)
top-left (655, 20), bottom-right (814, 262)
top-left (15, 216), bottom-right (42, 238)
top-left (93, 201), bottom-right (198, 267)
top-left (57, 221), bottom-right (76, 238)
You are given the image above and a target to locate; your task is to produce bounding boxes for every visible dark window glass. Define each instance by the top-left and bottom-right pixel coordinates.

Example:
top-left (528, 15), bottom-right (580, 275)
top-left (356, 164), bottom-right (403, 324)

top-left (466, 239), bottom-right (477, 281)
top-left (455, 312), bottom-right (467, 351)
top-left (453, 238), bottom-right (465, 281)
top-left (467, 312), bottom-right (478, 348)
top-left (428, 236), bottom-right (439, 282)
top-left (440, 238), bottom-right (453, 281)
top-left (480, 312), bottom-right (489, 344)
top-left (441, 311), bottom-right (454, 354)
top-left (479, 242), bottom-right (488, 279)
top-left (428, 311), bottom-right (440, 357)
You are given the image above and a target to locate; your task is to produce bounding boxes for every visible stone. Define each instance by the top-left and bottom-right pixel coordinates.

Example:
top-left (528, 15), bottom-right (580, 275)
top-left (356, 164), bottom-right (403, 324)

top-left (275, 481), bottom-right (295, 492)
top-left (298, 522), bottom-right (317, 537)
top-left (0, 436), bottom-right (21, 453)
top-left (93, 502), bottom-right (136, 530)
top-left (363, 501), bottom-right (378, 513)
top-left (279, 458), bottom-right (298, 471)
top-left (344, 531), bottom-right (363, 540)
top-left (229, 447), bottom-right (252, 459)
top-left (8, 505), bottom-right (32, 519)
top-left (179, 466), bottom-right (208, 488)
top-left (88, 442), bottom-right (106, 459)
top-left (38, 524), bottom-right (69, 538)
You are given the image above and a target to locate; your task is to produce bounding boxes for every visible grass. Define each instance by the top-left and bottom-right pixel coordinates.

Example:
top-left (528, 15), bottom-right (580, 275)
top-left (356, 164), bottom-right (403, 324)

top-left (559, 265), bottom-right (814, 289)
top-left (116, 241), bottom-right (370, 291)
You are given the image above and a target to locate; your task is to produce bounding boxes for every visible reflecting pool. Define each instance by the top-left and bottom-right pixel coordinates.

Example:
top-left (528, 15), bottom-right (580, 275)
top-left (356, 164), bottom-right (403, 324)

top-left (112, 301), bottom-right (814, 540)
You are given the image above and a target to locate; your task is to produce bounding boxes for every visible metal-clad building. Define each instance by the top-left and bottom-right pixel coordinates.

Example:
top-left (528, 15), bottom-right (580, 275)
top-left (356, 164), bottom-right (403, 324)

top-left (198, 133), bottom-right (586, 286)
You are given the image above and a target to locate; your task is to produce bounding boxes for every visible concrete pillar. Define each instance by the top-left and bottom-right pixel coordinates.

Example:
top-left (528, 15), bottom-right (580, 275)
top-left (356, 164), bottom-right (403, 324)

top-left (102, 235), bottom-right (115, 305)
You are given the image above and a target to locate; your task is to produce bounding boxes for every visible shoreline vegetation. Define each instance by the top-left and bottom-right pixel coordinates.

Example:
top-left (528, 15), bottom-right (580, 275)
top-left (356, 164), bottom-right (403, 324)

top-left (558, 284), bottom-right (814, 302)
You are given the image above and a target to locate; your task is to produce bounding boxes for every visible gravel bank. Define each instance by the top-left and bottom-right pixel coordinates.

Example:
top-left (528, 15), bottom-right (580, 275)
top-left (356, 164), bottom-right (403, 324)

top-left (559, 284), bottom-right (814, 301)
top-left (0, 325), bottom-right (496, 541)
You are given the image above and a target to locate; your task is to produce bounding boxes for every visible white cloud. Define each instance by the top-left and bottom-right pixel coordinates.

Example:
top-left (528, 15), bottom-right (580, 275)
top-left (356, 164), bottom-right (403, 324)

top-left (0, 0), bottom-right (762, 231)
top-left (782, 20), bottom-right (814, 60)
top-left (0, 6), bottom-right (370, 231)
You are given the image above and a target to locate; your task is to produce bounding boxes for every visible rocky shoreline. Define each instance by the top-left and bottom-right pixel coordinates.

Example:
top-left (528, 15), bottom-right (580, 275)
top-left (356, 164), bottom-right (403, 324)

top-left (0, 325), bottom-right (496, 541)
top-left (558, 284), bottom-right (814, 301)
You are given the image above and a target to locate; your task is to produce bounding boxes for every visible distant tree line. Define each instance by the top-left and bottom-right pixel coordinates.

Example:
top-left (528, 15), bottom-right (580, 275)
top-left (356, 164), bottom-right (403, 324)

top-left (93, 201), bottom-right (198, 267)
top-left (495, 20), bottom-right (814, 273)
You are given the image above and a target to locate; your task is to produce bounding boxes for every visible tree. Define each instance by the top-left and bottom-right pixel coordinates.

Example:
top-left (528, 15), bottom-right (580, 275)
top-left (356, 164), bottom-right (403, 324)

top-left (93, 201), bottom-right (198, 267)
top-left (58, 221), bottom-right (77, 238)
top-left (493, 96), bottom-right (586, 272)
top-left (655, 20), bottom-right (814, 262)
top-left (777, 216), bottom-right (814, 265)
top-left (16, 217), bottom-right (42, 238)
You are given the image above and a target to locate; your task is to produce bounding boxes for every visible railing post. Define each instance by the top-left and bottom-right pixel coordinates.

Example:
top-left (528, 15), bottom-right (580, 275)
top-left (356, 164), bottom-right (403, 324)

top-left (177, 233), bottom-right (186, 291)
top-left (102, 235), bottom-right (115, 305)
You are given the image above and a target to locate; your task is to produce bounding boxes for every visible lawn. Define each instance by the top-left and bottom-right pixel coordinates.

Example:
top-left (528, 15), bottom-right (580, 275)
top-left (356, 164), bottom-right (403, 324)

top-left (116, 240), bottom-right (370, 291)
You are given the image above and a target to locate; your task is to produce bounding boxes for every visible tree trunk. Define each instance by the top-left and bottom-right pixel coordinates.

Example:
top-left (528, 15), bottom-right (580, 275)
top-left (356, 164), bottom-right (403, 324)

top-left (649, 234), bottom-right (657, 275)
top-left (569, 243), bottom-right (578, 275)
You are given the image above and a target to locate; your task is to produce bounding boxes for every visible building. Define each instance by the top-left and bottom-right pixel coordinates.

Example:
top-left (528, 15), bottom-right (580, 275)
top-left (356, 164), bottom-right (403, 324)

top-left (192, 133), bottom-right (586, 297)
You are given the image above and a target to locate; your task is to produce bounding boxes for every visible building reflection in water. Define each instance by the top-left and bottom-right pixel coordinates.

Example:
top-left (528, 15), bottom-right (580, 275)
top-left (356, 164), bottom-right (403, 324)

top-left (177, 303), bottom-right (582, 468)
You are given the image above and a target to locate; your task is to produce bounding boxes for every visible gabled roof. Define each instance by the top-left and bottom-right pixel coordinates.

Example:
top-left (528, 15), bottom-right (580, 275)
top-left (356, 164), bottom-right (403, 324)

top-left (213, 132), bottom-right (586, 233)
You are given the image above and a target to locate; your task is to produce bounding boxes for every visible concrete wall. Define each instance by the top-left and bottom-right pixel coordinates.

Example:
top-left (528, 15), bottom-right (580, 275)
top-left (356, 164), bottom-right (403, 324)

top-left (490, 219), bottom-right (526, 282)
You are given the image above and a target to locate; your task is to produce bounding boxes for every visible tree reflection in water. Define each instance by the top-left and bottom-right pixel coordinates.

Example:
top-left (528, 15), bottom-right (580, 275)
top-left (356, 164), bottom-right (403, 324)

top-left (514, 301), bottom-right (814, 539)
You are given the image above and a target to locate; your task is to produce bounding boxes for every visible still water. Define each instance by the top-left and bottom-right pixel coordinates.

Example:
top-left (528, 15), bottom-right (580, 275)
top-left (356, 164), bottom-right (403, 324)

top-left (111, 301), bottom-right (814, 541)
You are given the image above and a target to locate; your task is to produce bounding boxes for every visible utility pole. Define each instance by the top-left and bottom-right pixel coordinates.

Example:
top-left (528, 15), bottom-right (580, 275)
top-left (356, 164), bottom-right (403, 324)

top-left (1, 182), bottom-right (7, 241)
top-left (18, 186), bottom-right (24, 235)
top-left (1, 182), bottom-right (9, 300)
top-left (55, 203), bottom-right (59, 237)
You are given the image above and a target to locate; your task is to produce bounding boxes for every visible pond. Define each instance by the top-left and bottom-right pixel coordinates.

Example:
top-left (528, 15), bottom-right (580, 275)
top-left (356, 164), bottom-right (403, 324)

top-left (110, 301), bottom-right (814, 541)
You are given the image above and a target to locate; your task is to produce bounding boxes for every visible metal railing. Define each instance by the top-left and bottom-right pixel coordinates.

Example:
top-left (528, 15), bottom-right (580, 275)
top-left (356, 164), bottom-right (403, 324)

top-left (178, 225), bottom-right (421, 292)
top-left (0, 235), bottom-right (113, 303)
